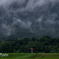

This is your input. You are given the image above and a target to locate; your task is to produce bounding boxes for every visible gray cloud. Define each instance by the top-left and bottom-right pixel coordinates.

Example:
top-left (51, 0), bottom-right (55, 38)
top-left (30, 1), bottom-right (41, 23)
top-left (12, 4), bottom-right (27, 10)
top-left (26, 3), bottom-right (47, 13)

top-left (17, 0), bottom-right (59, 12)
top-left (44, 13), bottom-right (57, 24)
top-left (12, 18), bottom-right (34, 33)
top-left (0, 0), bottom-right (59, 11)
top-left (0, 0), bottom-right (25, 5)
top-left (0, 0), bottom-right (59, 37)
top-left (1, 24), bottom-right (15, 36)
top-left (36, 16), bottom-right (43, 23)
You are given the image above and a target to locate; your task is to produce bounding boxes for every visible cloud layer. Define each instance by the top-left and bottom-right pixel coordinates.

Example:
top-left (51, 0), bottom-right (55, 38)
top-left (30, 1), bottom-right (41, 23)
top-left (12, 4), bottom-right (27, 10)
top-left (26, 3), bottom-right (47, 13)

top-left (0, 0), bottom-right (59, 37)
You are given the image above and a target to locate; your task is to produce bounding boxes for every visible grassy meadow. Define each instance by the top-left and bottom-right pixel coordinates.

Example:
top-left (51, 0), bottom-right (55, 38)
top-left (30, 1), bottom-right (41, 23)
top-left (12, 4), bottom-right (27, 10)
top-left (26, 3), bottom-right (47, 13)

top-left (0, 53), bottom-right (59, 59)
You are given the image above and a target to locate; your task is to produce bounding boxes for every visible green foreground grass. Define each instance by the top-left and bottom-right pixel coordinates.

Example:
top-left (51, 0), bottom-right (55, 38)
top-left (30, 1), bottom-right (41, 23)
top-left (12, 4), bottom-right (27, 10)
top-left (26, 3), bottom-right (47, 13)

top-left (1, 58), bottom-right (59, 59)
top-left (0, 53), bottom-right (59, 59)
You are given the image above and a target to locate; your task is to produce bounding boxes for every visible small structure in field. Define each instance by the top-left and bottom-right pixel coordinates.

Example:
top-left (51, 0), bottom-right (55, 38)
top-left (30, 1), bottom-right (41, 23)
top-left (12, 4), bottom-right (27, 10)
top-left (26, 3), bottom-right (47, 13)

top-left (30, 48), bottom-right (33, 53)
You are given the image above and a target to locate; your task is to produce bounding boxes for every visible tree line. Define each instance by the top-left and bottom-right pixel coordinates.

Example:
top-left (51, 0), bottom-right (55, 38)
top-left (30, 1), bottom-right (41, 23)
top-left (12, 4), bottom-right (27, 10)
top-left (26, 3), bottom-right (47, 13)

top-left (0, 36), bottom-right (59, 53)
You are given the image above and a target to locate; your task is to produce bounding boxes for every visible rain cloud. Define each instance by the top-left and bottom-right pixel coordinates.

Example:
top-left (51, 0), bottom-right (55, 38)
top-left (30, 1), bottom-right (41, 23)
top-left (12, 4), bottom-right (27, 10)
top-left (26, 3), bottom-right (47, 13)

top-left (0, 0), bottom-right (59, 37)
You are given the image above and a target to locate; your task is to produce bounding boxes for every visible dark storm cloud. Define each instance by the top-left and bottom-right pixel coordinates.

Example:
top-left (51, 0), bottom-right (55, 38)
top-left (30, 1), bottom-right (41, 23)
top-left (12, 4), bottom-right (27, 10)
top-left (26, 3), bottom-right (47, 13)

top-left (0, 0), bottom-right (59, 36)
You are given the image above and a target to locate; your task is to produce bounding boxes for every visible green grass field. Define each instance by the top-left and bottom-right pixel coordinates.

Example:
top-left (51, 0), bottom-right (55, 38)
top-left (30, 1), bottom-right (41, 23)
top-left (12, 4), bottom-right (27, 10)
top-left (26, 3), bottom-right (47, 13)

top-left (0, 53), bottom-right (59, 59)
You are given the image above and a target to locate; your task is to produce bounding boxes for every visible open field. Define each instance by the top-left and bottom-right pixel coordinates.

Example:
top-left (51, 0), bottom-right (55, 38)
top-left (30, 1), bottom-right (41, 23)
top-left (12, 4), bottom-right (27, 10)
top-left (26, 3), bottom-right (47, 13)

top-left (0, 53), bottom-right (59, 59)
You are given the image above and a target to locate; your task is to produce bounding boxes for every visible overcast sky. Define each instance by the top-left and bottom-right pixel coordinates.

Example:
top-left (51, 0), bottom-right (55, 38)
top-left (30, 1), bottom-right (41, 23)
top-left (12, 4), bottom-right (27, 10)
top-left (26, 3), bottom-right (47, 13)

top-left (0, 0), bottom-right (59, 37)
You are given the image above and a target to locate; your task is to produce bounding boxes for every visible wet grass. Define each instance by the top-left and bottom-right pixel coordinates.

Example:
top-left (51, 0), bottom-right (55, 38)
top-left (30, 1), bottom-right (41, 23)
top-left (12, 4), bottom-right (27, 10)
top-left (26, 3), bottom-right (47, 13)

top-left (0, 53), bottom-right (59, 59)
top-left (0, 58), bottom-right (59, 59)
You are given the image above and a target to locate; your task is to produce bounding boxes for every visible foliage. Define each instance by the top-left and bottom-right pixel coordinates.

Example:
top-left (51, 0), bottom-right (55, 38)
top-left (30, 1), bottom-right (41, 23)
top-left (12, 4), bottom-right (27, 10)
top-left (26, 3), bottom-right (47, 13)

top-left (0, 36), bottom-right (59, 53)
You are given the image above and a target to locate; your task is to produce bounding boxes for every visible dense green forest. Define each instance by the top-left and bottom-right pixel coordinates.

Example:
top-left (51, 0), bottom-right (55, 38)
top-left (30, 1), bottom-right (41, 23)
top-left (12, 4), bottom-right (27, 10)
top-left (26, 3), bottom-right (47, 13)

top-left (0, 36), bottom-right (59, 53)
